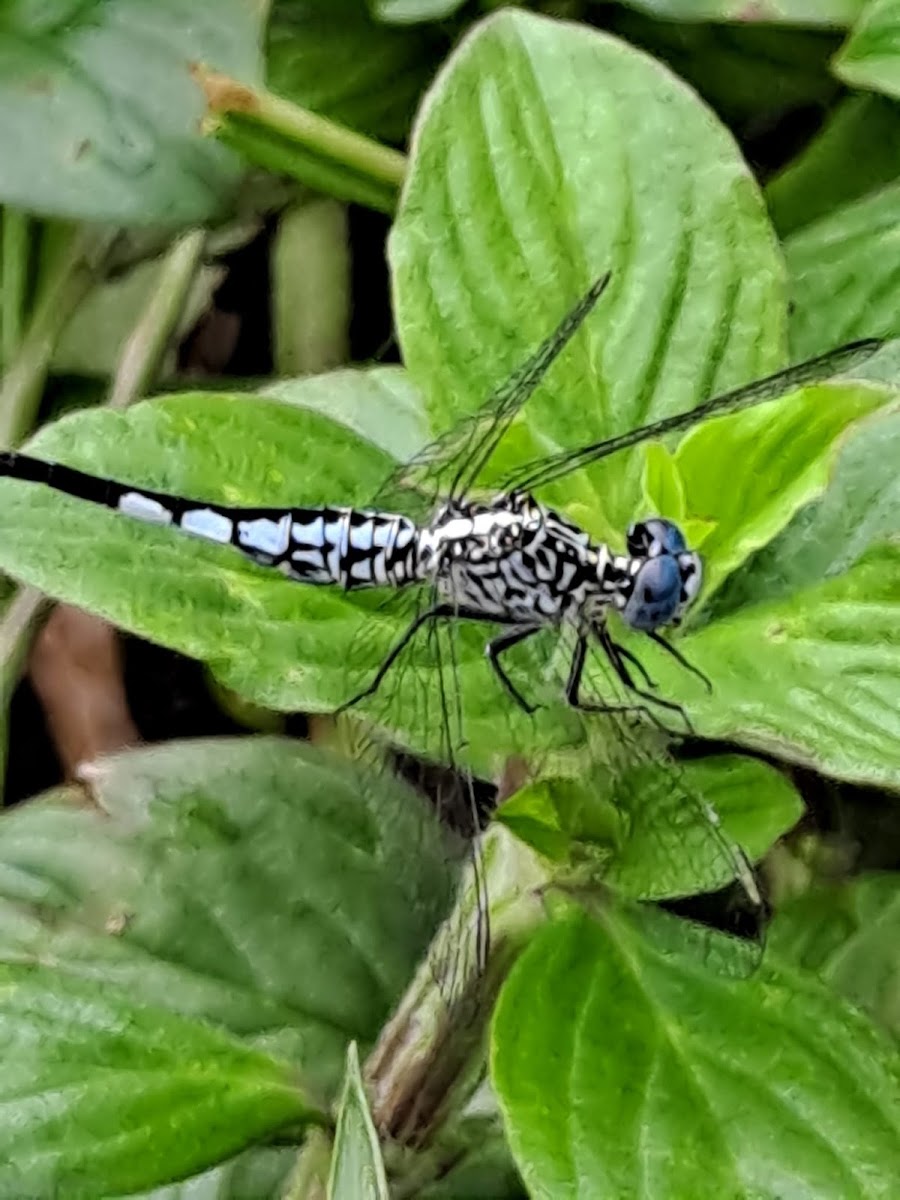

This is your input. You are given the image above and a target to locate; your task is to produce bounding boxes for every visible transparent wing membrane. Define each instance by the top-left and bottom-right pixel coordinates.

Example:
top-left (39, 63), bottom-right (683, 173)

top-left (373, 272), bottom-right (611, 515)
top-left (504, 337), bottom-right (883, 494)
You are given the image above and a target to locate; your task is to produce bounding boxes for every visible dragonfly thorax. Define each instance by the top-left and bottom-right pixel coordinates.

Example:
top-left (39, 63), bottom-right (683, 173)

top-left (418, 500), bottom-right (702, 634)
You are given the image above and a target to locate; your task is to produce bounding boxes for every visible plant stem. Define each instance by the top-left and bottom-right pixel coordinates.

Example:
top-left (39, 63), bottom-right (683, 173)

top-left (1, 208), bottom-right (31, 365)
top-left (108, 228), bottom-right (206, 409)
top-left (196, 68), bottom-right (406, 214)
top-left (364, 824), bottom-right (549, 1148)
top-left (283, 1127), bottom-right (331, 1200)
top-left (0, 226), bottom-right (207, 790)
top-left (0, 225), bottom-right (105, 448)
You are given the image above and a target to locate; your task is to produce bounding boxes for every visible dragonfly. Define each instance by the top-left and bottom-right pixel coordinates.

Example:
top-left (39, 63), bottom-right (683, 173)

top-left (0, 276), bottom-right (881, 963)
top-left (0, 275), bottom-right (879, 724)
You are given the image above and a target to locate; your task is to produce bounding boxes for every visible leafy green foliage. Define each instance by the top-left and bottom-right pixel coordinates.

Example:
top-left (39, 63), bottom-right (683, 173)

top-left (0, 3), bottom-right (898, 1194)
top-left (390, 9), bottom-right (785, 535)
top-left (786, 186), bottom-right (900, 357)
top-left (610, 0), bottom-right (864, 23)
top-left (769, 873), bottom-right (900, 1037)
top-left (0, 963), bottom-right (317, 1199)
top-left (267, 0), bottom-right (446, 142)
top-left (835, 0), bottom-right (900, 96)
top-left (498, 754), bottom-right (802, 899)
top-left (0, 739), bottom-right (456, 1108)
top-left (492, 907), bottom-right (900, 1199)
top-left (766, 95), bottom-right (900, 236)
top-left (0, 1), bottom-right (263, 224)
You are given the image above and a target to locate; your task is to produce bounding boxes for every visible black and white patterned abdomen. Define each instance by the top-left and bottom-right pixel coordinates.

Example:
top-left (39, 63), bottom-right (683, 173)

top-left (114, 493), bottom-right (423, 589)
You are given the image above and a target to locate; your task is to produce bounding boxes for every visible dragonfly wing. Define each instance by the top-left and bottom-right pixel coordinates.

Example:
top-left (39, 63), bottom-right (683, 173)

top-left (337, 583), bottom-right (492, 1000)
top-left (371, 273), bottom-right (611, 516)
top-left (561, 629), bottom-right (764, 941)
top-left (504, 337), bottom-right (883, 494)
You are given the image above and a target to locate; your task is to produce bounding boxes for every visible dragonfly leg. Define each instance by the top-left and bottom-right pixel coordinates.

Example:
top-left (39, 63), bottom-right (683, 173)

top-left (607, 639), bottom-right (657, 690)
top-left (338, 602), bottom-right (457, 711)
top-left (565, 634), bottom-right (672, 731)
top-left (646, 630), bottom-right (713, 693)
top-left (598, 627), bottom-right (696, 736)
top-left (485, 625), bottom-right (542, 714)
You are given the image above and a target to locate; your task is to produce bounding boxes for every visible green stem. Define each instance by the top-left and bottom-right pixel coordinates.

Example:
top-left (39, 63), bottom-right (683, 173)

top-left (198, 70), bottom-right (406, 214)
top-left (0, 227), bottom-right (207, 793)
top-left (364, 824), bottom-right (549, 1148)
top-left (107, 228), bottom-right (206, 410)
top-left (283, 1127), bottom-right (331, 1200)
top-left (0, 225), bottom-right (105, 448)
top-left (1, 208), bottom-right (31, 364)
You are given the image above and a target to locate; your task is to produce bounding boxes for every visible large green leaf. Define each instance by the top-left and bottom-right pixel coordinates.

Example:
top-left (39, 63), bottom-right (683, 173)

top-left (606, 13), bottom-right (841, 128)
top-left (606, 0), bottom-right (864, 26)
top-left (769, 873), bottom-right (900, 1037)
top-left (0, 1), bottom-right (262, 224)
top-left (127, 1149), bottom-right (294, 1200)
top-left (497, 754), bottom-right (802, 901)
top-left (708, 407), bottom-right (900, 617)
top-left (835, 0), bottom-right (900, 96)
top-left (0, 738), bottom-right (456, 1098)
top-left (0, 963), bottom-right (317, 1199)
top-left (492, 907), bottom-right (900, 1200)
top-left (766, 95), bottom-right (900, 237)
top-left (389, 8), bottom-right (785, 535)
top-left (785, 183), bottom-right (900, 359)
top-left (645, 543), bottom-right (900, 788)
top-left (267, 0), bottom-right (445, 143)
top-left (673, 380), bottom-right (891, 597)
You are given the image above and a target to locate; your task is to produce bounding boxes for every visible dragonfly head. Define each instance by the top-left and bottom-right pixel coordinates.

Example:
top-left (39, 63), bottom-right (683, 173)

top-left (619, 518), bottom-right (702, 631)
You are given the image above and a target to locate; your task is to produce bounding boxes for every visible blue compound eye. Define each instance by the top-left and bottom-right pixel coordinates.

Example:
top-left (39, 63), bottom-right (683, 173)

top-left (626, 518), bottom-right (687, 558)
top-left (622, 555), bottom-right (683, 631)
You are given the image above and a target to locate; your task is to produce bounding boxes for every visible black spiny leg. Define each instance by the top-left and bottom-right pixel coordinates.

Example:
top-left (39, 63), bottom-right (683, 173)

top-left (338, 602), bottom-right (457, 711)
top-left (564, 635), bottom-right (662, 726)
top-left (607, 638), bottom-right (658, 690)
top-left (340, 603), bottom-right (526, 712)
top-left (597, 627), bottom-right (695, 735)
top-left (485, 625), bottom-right (542, 714)
top-left (563, 632), bottom-right (694, 736)
top-left (646, 630), bottom-right (713, 693)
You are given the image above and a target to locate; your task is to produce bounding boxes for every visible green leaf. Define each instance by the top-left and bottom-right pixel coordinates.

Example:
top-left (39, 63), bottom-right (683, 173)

top-left (372, 0), bottom-right (463, 24)
top-left (769, 873), bottom-right (900, 1037)
top-left (0, 1), bottom-right (262, 224)
top-left (0, 390), bottom-right (395, 712)
top-left (608, 0), bottom-right (864, 25)
top-left (0, 738), bottom-right (456, 1098)
top-left (328, 1043), bottom-right (390, 1200)
top-left (766, 95), bottom-right (900, 236)
top-left (263, 365), bottom-right (431, 464)
top-left (126, 1148), bottom-right (295, 1200)
top-left (708, 407), bottom-right (900, 617)
top-left (640, 443), bottom-right (686, 524)
top-left (674, 380), bottom-right (892, 598)
top-left (268, 0), bottom-right (446, 143)
top-left (603, 755), bottom-right (803, 900)
top-left (606, 13), bottom-right (841, 129)
top-left (492, 907), bottom-right (900, 1200)
top-left (785, 182), bottom-right (900, 360)
top-left (51, 253), bottom-right (221, 379)
top-left (390, 8), bottom-right (785, 535)
top-left (498, 754), bottom-right (802, 901)
top-left (0, 962), bottom-right (318, 1199)
top-left (651, 543), bottom-right (900, 788)
top-left (835, 0), bottom-right (900, 96)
